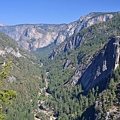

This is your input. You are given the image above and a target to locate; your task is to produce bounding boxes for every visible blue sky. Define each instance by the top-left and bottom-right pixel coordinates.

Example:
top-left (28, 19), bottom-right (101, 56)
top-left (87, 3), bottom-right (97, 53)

top-left (0, 0), bottom-right (120, 25)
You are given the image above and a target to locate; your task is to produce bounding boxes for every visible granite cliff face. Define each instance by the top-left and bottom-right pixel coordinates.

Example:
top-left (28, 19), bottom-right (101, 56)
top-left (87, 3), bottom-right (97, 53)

top-left (49, 12), bottom-right (120, 59)
top-left (0, 32), bottom-right (37, 62)
top-left (49, 33), bottom-right (83, 59)
top-left (0, 12), bottom-right (114, 51)
top-left (68, 36), bottom-right (120, 91)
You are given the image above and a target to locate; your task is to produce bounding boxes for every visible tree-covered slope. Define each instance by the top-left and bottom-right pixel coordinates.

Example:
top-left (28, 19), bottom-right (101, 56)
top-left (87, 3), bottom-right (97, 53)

top-left (1, 12), bottom-right (120, 120)
top-left (0, 32), bottom-right (45, 120)
top-left (39, 14), bottom-right (120, 120)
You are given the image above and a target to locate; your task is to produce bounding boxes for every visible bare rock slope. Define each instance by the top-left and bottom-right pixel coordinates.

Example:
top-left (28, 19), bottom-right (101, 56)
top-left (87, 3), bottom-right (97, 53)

top-left (68, 36), bottom-right (120, 91)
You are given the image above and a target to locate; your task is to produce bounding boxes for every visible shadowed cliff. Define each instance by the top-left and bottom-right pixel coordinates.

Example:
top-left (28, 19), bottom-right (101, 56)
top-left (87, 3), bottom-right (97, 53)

top-left (68, 36), bottom-right (120, 91)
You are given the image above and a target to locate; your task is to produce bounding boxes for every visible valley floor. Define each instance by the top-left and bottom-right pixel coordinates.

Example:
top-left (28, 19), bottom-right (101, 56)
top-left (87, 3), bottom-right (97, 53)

top-left (34, 72), bottom-right (56, 120)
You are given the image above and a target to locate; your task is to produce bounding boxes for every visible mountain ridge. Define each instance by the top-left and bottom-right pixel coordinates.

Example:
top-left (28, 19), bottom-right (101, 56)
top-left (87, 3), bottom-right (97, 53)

top-left (1, 12), bottom-right (120, 120)
top-left (0, 12), bottom-right (116, 51)
top-left (49, 13), bottom-right (120, 59)
top-left (49, 14), bottom-right (120, 91)
top-left (40, 13), bottom-right (120, 120)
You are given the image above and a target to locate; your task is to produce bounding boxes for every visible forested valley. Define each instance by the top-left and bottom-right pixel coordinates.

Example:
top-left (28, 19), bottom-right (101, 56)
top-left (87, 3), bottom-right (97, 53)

top-left (0, 13), bottom-right (120, 120)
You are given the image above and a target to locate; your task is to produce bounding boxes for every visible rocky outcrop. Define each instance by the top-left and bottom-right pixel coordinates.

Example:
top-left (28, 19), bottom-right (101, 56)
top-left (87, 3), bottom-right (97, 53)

top-left (0, 46), bottom-right (22, 57)
top-left (64, 59), bottom-right (73, 68)
top-left (95, 104), bottom-right (120, 120)
top-left (0, 12), bottom-right (114, 51)
top-left (68, 36), bottom-right (120, 91)
top-left (106, 106), bottom-right (120, 120)
top-left (8, 76), bottom-right (16, 83)
top-left (49, 33), bottom-right (83, 59)
top-left (5, 47), bottom-right (22, 57)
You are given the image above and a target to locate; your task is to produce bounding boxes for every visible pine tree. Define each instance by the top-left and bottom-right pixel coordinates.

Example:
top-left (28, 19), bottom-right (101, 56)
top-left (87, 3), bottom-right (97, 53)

top-left (0, 62), bottom-right (17, 120)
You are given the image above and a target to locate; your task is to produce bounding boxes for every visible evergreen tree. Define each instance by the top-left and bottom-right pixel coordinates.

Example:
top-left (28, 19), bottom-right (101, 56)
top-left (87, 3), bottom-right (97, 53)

top-left (0, 62), bottom-right (17, 120)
